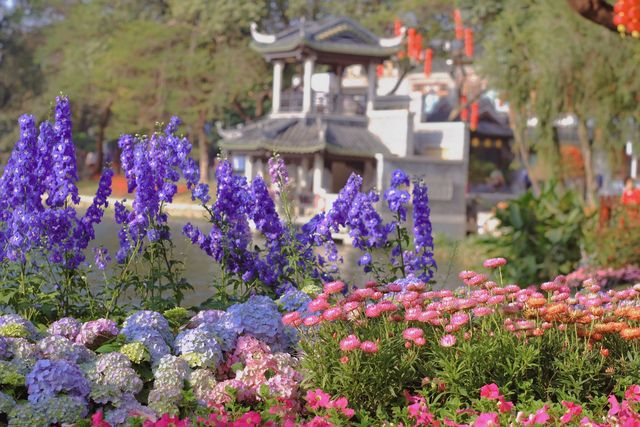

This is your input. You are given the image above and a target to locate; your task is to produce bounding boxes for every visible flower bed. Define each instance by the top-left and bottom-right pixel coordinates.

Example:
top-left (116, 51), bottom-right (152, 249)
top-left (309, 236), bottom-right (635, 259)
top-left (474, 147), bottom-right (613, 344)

top-left (0, 99), bottom-right (639, 425)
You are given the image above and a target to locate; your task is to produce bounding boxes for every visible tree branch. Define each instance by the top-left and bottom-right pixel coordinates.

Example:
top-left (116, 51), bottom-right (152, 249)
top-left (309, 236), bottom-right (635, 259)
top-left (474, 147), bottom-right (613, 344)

top-left (566, 0), bottom-right (616, 32)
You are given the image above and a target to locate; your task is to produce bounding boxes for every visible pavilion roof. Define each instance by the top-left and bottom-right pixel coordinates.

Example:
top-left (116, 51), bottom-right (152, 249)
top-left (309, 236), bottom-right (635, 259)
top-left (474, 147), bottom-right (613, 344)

top-left (250, 17), bottom-right (404, 64)
top-left (219, 117), bottom-right (391, 158)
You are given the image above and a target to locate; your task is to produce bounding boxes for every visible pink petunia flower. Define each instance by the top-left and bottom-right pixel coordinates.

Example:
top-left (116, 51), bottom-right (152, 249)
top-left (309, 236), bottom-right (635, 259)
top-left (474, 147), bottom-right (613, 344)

top-left (306, 389), bottom-right (331, 410)
top-left (480, 384), bottom-right (501, 400)
top-left (473, 412), bottom-right (500, 427)
top-left (560, 401), bottom-right (582, 424)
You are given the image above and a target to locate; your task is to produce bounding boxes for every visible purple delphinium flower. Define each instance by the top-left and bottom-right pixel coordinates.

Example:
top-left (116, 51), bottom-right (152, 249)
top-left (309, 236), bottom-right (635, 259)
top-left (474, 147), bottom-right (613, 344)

top-left (406, 179), bottom-right (436, 281)
top-left (115, 117), bottom-right (202, 262)
top-left (26, 359), bottom-right (90, 404)
top-left (0, 97), bottom-right (112, 268)
top-left (267, 155), bottom-right (289, 187)
top-left (390, 169), bottom-right (410, 188)
top-left (346, 190), bottom-right (390, 254)
top-left (47, 96), bottom-right (80, 207)
top-left (326, 173), bottom-right (363, 232)
top-left (93, 246), bottom-right (111, 270)
top-left (183, 160), bottom-right (256, 280)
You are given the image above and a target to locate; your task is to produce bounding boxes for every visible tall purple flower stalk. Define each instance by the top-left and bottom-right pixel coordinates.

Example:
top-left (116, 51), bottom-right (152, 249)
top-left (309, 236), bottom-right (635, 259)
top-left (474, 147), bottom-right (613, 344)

top-left (115, 117), bottom-right (208, 263)
top-left (406, 179), bottom-right (436, 281)
top-left (0, 96), bottom-right (113, 268)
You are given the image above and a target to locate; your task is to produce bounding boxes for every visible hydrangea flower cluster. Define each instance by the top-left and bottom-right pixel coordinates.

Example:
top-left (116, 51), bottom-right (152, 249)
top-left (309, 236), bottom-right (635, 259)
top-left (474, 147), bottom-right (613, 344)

top-left (121, 311), bottom-right (173, 364)
top-left (148, 355), bottom-right (191, 415)
top-left (0, 97), bottom-right (113, 268)
top-left (75, 318), bottom-right (119, 349)
top-left (115, 117), bottom-right (208, 263)
top-left (48, 316), bottom-right (82, 341)
top-left (174, 327), bottom-right (223, 369)
top-left (226, 295), bottom-right (290, 352)
top-left (210, 336), bottom-right (302, 406)
top-left (25, 359), bottom-right (90, 405)
top-left (37, 335), bottom-right (92, 363)
top-left (0, 314), bottom-right (38, 340)
top-left (85, 352), bottom-right (143, 405)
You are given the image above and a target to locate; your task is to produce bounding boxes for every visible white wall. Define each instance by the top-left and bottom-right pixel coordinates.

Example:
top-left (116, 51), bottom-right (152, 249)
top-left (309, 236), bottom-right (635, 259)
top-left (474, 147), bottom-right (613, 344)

top-left (367, 109), bottom-right (413, 157)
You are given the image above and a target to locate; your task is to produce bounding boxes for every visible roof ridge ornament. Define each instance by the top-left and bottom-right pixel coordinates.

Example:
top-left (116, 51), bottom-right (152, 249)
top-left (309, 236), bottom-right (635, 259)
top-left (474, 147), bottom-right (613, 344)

top-left (379, 26), bottom-right (406, 48)
top-left (215, 121), bottom-right (243, 140)
top-left (250, 22), bottom-right (276, 44)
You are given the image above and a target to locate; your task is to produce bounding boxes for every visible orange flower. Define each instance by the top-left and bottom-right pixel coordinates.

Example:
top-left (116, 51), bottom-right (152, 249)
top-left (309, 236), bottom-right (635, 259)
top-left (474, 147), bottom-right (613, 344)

top-left (526, 297), bottom-right (547, 308)
top-left (620, 327), bottom-right (640, 340)
top-left (600, 347), bottom-right (610, 357)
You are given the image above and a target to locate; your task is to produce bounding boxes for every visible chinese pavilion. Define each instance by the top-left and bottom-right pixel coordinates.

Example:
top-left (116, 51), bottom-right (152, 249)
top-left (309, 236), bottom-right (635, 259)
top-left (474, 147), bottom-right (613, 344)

top-left (219, 17), bottom-right (470, 237)
top-left (218, 17), bottom-right (405, 206)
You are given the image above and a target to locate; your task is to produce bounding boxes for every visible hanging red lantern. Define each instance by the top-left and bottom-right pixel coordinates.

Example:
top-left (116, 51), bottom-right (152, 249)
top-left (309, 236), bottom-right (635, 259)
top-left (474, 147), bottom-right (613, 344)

top-left (423, 48), bottom-right (433, 77)
top-left (454, 9), bottom-right (464, 40)
top-left (470, 102), bottom-right (479, 131)
top-left (464, 28), bottom-right (474, 58)
top-left (376, 64), bottom-right (384, 77)
top-left (394, 19), bottom-right (403, 36)
top-left (414, 34), bottom-right (423, 61)
top-left (407, 28), bottom-right (416, 58)
top-left (460, 95), bottom-right (468, 122)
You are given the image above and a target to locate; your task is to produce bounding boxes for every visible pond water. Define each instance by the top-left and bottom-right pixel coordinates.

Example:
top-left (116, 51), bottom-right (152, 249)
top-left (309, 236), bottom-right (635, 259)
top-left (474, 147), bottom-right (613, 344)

top-left (90, 217), bottom-right (461, 307)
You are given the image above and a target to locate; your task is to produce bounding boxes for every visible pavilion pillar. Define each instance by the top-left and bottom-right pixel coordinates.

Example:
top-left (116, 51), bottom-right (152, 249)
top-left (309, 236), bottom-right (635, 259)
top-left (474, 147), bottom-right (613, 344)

top-left (255, 157), bottom-right (264, 178)
top-left (302, 57), bottom-right (315, 113)
top-left (272, 60), bottom-right (284, 114)
top-left (367, 62), bottom-right (377, 112)
top-left (375, 153), bottom-right (384, 190)
top-left (245, 155), bottom-right (254, 181)
top-left (300, 157), bottom-right (310, 191)
top-left (312, 153), bottom-right (323, 194)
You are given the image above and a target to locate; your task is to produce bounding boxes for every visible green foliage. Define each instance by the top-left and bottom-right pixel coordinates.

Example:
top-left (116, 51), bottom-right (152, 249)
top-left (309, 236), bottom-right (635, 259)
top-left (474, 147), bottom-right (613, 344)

top-left (584, 210), bottom-right (640, 269)
top-left (479, 182), bottom-right (590, 284)
top-left (299, 314), bottom-right (638, 418)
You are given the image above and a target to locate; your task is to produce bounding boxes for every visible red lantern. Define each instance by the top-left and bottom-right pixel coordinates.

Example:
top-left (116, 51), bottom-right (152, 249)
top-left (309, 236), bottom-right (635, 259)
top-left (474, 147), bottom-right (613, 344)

top-left (414, 34), bottom-right (423, 61)
top-left (464, 28), bottom-right (474, 58)
top-left (376, 64), bottom-right (384, 77)
top-left (394, 19), bottom-right (403, 36)
top-left (407, 28), bottom-right (416, 58)
top-left (470, 102), bottom-right (479, 131)
top-left (423, 48), bottom-right (433, 77)
top-left (454, 9), bottom-right (464, 40)
top-left (460, 95), bottom-right (468, 122)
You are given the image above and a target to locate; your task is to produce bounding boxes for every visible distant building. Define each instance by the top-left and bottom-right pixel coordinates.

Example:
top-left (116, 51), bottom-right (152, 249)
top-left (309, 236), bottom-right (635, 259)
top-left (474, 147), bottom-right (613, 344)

top-left (219, 17), bottom-right (470, 237)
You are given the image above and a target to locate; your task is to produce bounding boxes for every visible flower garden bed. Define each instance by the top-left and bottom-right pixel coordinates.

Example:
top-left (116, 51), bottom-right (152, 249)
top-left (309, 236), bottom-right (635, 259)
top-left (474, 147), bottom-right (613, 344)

top-left (0, 98), bottom-right (639, 425)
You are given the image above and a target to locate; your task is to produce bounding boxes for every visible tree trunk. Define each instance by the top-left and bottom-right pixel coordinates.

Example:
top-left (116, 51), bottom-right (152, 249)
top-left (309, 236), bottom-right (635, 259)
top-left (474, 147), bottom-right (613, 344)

top-left (197, 110), bottom-right (209, 183)
top-left (94, 100), bottom-right (113, 176)
top-left (508, 105), bottom-right (540, 195)
top-left (565, 0), bottom-right (616, 32)
top-left (577, 117), bottom-right (596, 207)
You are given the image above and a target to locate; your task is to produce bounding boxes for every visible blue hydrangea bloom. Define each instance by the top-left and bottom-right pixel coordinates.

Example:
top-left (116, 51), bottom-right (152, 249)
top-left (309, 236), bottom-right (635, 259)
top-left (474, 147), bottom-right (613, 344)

top-left (121, 311), bottom-right (172, 344)
top-left (25, 359), bottom-right (90, 405)
top-left (226, 295), bottom-right (289, 352)
top-left (174, 327), bottom-right (223, 368)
